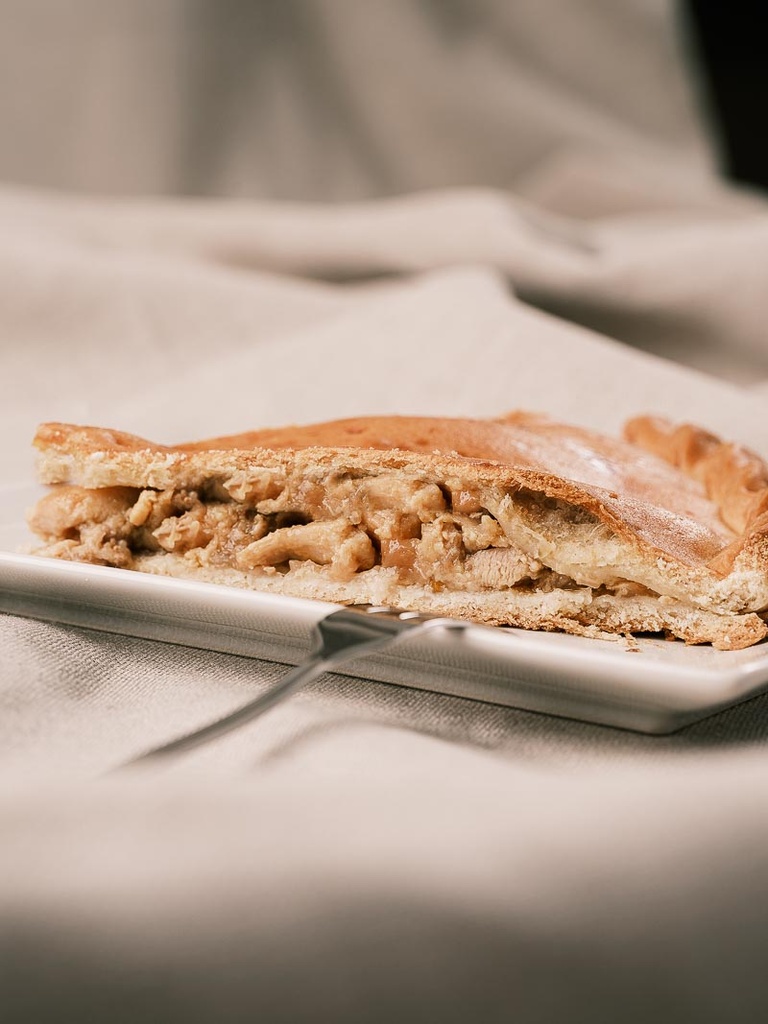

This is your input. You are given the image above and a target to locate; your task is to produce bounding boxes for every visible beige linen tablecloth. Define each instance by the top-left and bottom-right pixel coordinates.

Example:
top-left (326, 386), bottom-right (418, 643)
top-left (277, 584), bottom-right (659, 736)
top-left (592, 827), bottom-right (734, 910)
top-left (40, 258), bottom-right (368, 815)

top-left (2, 175), bottom-right (768, 1022)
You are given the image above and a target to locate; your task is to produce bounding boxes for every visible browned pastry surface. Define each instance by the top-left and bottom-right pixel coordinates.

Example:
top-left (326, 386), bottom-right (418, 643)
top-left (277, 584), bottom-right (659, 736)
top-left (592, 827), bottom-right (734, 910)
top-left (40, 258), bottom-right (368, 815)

top-left (624, 415), bottom-right (768, 574)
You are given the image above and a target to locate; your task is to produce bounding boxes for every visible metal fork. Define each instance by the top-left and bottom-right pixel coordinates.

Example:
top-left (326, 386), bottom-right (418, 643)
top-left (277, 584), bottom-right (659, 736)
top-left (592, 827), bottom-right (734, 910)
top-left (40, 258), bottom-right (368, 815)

top-left (121, 605), bottom-right (464, 768)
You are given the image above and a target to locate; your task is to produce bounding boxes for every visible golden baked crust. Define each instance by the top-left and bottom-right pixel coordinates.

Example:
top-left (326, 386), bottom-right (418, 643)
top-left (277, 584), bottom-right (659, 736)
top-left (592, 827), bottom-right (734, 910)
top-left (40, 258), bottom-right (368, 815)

top-left (29, 414), bottom-right (768, 650)
top-left (624, 416), bottom-right (768, 575)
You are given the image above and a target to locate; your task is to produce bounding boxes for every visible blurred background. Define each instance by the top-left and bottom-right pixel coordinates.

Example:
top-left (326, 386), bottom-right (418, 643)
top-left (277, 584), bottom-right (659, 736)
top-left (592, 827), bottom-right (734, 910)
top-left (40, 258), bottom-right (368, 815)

top-left (0, 0), bottom-right (762, 206)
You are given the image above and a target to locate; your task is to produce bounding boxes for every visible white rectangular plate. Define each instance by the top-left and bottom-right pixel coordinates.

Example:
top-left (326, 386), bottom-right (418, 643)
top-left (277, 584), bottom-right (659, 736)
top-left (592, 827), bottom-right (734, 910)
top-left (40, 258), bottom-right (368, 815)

top-left (3, 549), bottom-right (768, 734)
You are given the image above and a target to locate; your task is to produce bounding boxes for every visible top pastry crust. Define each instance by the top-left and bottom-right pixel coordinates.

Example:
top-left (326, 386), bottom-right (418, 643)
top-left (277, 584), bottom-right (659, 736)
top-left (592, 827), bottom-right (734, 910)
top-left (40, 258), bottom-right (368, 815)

top-left (29, 413), bottom-right (768, 650)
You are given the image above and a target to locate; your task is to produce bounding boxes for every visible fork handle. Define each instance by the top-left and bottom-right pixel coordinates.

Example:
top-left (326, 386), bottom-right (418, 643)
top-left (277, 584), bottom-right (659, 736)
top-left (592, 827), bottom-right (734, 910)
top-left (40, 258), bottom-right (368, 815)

top-left (119, 609), bottom-right (461, 769)
top-left (121, 620), bottom-right (408, 766)
top-left (122, 653), bottom-right (333, 766)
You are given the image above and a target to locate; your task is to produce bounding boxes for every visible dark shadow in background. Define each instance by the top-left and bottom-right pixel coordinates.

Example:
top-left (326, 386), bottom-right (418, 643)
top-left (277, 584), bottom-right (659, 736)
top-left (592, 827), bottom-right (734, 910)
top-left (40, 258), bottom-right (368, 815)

top-left (685, 1), bottom-right (768, 191)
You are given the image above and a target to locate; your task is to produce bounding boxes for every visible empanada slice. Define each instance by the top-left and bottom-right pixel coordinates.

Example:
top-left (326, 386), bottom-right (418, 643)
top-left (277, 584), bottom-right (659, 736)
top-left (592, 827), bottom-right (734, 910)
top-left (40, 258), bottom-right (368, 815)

top-left (28, 413), bottom-right (768, 650)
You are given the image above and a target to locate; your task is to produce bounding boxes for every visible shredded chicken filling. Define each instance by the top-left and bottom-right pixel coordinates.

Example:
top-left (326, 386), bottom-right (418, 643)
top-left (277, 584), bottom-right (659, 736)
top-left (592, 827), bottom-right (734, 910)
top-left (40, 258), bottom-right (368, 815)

top-left (29, 470), bottom-right (649, 596)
